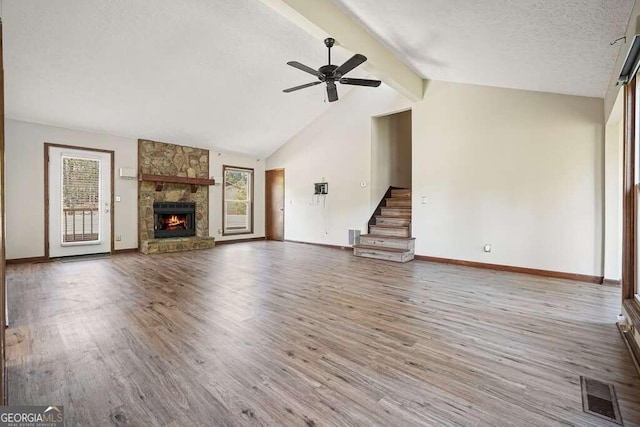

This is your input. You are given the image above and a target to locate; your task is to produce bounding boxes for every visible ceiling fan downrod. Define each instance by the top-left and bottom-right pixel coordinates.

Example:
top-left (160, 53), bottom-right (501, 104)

top-left (325, 38), bottom-right (335, 65)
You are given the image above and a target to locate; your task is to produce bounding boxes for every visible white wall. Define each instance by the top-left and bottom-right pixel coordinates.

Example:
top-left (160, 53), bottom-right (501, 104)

top-left (5, 119), bottom-right (138, 258)
top-left (413, 81), bottom-right (604, 276)
top-left (209, 152), bottom-right (265, 242)
top-left (268, 80), bottom-right (605, 276)
top-left (266, 85), bottom-right (411, 246)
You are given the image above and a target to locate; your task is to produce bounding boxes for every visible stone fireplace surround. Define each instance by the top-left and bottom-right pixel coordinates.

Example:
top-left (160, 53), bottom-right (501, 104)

top-left (138, 139), bottom-right (216, 254)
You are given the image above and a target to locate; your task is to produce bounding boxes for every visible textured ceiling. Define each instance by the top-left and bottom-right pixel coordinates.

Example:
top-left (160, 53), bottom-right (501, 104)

top-left (6, 1), bottom-right (629, 156)
top-left (331, 0), bottom-right (634, 98)
top-left (4, 0), bottom-right (367, 156)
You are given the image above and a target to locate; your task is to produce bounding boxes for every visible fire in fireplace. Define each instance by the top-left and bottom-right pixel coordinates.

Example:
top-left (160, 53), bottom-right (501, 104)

top-left (153, 202), bottom-right (196, 238)
top-left (161, 214), bottom-right (188, 230)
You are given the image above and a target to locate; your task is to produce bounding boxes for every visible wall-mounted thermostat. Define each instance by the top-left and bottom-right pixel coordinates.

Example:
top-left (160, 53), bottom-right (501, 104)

top-left (314, 182), bottom-right (328, 195)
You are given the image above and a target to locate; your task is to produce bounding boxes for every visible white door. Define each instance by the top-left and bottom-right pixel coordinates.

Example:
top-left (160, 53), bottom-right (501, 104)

top-left (48, 146), bottom-right (111, 257)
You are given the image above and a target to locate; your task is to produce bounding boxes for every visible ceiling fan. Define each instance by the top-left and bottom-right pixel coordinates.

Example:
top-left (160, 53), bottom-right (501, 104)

top-left (283, 38), bottom-right (381, 102)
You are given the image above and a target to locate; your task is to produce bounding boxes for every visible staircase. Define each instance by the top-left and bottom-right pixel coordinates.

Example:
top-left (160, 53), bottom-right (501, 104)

top-left (353, 188), bottom-right (415, 263)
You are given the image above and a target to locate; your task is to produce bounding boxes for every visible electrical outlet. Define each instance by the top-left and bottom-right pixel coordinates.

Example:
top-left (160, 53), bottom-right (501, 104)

top-left (217, 229), bottom-right (222, 235)
top-left (483, 244), bottom-right (492, 253)
top-left (116, 235), bottom-right (122, 242)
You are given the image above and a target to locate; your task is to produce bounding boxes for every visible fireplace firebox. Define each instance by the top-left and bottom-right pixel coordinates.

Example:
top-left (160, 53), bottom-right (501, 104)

top-left (153, 202), bottom-right (196, 238)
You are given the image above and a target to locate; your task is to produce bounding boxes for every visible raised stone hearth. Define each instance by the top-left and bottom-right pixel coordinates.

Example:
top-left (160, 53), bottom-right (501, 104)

top-left (140, 236), bottom-right (216, 254)
top-left (138, 139), bottom-right (215, 254)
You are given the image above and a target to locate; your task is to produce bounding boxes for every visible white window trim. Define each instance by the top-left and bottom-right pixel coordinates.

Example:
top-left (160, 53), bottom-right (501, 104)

top-left (222, 165), bottom-right (254, 236)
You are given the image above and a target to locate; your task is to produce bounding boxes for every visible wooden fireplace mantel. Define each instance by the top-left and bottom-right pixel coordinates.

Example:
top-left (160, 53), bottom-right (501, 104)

top-left (139, 174), bottom-right (216, 192)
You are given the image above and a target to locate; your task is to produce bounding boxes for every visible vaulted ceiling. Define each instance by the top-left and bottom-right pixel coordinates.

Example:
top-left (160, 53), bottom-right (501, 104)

top-left (3, 0), bottom-right (635, 157)
top-left (331, 0), bottom-right (634, 98)
top-left (4, 0), bottom-right (365, 156)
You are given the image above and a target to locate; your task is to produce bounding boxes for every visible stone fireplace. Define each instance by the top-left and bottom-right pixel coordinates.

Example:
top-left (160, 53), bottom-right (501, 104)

top-left (138, 139), bottom-right (216, 254)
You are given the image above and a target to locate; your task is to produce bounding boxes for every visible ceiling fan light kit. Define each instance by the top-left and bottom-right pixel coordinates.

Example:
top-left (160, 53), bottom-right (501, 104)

top-left (283, 38), bottom-right (381, 102)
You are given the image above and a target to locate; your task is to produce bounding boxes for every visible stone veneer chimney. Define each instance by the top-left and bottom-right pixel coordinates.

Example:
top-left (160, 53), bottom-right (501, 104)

top-left (137, 139), bottom-right (215, 254)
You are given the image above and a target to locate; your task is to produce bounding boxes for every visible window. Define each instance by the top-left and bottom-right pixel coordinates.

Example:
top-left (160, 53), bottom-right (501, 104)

top-left (635, 71), bottom-right (640, 302)
top-left (626, 71), bottom-right (640, 301)
top-left (223, 166), bottom-right (254, 235)
top-left (636, 74), bottom-right (640, 302)
top-left (61, 156), bottom-right (101, 243)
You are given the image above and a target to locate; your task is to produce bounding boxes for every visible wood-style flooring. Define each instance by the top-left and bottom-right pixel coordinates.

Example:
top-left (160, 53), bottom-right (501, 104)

top-left (6, 241), bottom-right (640, 426)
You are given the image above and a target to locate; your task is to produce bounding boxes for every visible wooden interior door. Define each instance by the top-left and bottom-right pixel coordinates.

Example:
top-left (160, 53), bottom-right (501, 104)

top-left (266, 169), bottom-right (284, 241)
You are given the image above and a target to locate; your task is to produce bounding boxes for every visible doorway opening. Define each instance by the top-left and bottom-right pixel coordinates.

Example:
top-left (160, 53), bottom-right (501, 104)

top-left (45, 144), bottom-right (114, 258)
top-left (371, 110), bottom-right (412, 209)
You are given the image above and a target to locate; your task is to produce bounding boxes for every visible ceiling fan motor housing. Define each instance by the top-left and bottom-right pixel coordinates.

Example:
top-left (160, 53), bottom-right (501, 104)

top-left (319, 64), bottom-right (339, 81)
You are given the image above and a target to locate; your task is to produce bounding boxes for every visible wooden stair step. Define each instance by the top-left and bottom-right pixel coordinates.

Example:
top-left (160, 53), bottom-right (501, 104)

top-left (381, 206), bottom-right (410, 210)
top-left (380, 207), bottom-right (411, 216)
top-left (369, 225), bottom-right (410, 237)
top-left (353, 244), bottom-right (407, 253)
top-left (364, 234), bottom-right (415, 240)
top-left (375, 216), bottom-right (411, 226)
top-left (390, 188), bottom-right (411, 198)
top-left (357, 229), bottom-right (415, 249)
top-left (359, 236), bottom-right (416, 251)
top-left (385, 198), bottom-right (412, 207)
top-left (359, 235), bottom-right (415, 250)
top-left (353, 244), bottom-right (414, 263)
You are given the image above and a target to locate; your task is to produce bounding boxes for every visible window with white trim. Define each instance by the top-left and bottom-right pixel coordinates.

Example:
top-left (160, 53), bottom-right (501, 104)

top-left (223, 166), bottom-right (253, 235)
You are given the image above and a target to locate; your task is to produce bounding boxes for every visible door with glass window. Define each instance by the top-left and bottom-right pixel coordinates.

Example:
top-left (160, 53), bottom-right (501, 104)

top-left (47, 146), bottom-right (112, 257)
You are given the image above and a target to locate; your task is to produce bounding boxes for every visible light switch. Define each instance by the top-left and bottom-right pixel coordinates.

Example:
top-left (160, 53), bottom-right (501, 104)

top-left (115, 196), bottom-right (121, 202)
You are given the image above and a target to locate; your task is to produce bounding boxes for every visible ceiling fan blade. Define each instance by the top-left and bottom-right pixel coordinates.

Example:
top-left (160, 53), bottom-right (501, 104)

top-left (326, 81), bottom-right (338, 102)
top-left (283, 81), bottom-right (322, 93)
top-left (287, 61), bottom-right (322, 78)
top-left (339, 78), bottom-right (381, 87)
top-left (335, 54), bottom-right (367, 77)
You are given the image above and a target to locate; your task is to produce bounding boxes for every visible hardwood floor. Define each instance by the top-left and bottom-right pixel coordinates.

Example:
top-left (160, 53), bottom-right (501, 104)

top-left (5, 241), bottom-right (640, 426)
